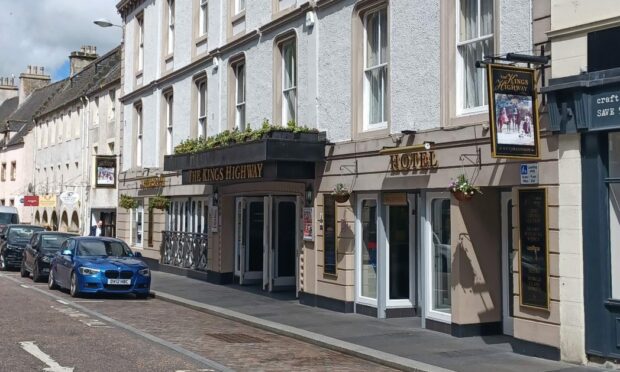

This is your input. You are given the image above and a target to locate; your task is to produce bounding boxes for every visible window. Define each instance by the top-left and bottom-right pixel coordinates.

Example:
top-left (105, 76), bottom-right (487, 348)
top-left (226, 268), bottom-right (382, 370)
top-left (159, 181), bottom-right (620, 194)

top-left (50, 121), bottom-right (55, 145)
top-left (75, 107), bottom-right (81, 137)
top-left (235, 0), bottom-right (245, 14)
top-left (164, 91), bottom-right (174, 155)
top-left (136, 12), bottom-right (144, 72)
top-left (363, 7), bottom-right (388, 130)
top-left (10, 161), bottom-right (16, 181)
top-left (135, 103), bottom-right (143, 167)
top-left (108, 90), bottom-right (116, 122)
top-left (457, 0), bottom-right (493, 112)
top-left (197, 79), bottom-right (207, 137)
top-left (66, 111), bottom-right (71, 140)
top-left (609, 132), bottom-right (620, 298)
top-left (167, 0), bottom-right (175, 55)
top-left (234, 61), bottom-right (246, 130)
top-left (359, 198), bottom-right (377, 299)
top-left (199, 0), bottom-right (208, 36)
top-left (94, 96), bottom-right (100, 126)
top-left (428, 196), bottom-right (451, 320)
top-left (281, 39), bottom-right (297, 125)
top-left (1, 163), bottom-right (5, 182)
top-left (9, 199), bottom-right (14, 207)
top-left (0, 199), bottom-right (4, 206)
top-left (323, 195), bottom-right (337, 275)
top-left (58, 115), bottom-right (63, 142)
top-left (134, 201), bottom-right (144, 247)
top-left (37, 126), bottom-right (42, 149)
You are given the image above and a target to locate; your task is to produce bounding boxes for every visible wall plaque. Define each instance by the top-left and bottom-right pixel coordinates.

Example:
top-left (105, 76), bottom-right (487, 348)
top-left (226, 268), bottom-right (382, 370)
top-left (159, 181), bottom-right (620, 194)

top-left (518, 188), bottom-right (549, 310)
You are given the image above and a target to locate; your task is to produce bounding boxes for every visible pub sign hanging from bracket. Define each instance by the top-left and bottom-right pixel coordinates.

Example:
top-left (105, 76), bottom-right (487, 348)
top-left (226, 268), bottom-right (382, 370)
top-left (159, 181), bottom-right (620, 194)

top-left (486, 64), bottom-right (541, 159)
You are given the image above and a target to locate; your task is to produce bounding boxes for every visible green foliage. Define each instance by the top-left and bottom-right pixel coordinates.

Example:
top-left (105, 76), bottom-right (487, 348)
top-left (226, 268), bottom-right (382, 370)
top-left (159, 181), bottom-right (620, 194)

top-left (174, 119), bottom-right (319, 155)
top-left (332, 183), bottom-right (349, 195)
top-left (149, 195), bottom-right (170, 210)
top-left (448, 174), bottom-right (482, 196)
top-left (119, 194), bottom-right (138, 210)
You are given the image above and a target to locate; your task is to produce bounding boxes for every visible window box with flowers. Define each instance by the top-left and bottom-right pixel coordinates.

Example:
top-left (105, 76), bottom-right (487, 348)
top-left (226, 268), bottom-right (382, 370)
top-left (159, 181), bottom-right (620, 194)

top-left (448, 174), bottom-right (482, 202)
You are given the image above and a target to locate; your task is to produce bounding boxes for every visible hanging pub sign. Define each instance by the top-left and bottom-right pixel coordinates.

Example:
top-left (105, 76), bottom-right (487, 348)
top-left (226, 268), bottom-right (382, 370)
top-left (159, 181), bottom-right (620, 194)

top-left (95, 156), bottom-right (117, 188)
top-left (487, 64), bottom-right (541, 159)
top-left (518, 188), bottom-right (549, 310)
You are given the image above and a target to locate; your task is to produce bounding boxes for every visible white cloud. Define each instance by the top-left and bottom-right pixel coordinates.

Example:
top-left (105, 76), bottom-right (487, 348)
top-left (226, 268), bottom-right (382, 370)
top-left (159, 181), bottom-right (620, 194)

top-left (0, 0), bottom-right (121, 82)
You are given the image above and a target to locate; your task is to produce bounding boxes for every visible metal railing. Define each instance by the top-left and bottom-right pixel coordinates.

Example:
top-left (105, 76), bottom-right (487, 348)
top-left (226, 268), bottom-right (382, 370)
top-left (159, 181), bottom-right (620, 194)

top-left (160, 231), bottom-right (208, 271)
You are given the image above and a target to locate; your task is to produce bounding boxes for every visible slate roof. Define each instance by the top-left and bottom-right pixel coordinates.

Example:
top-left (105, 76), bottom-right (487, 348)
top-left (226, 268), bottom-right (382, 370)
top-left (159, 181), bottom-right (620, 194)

top-left (0, 97), bottom-right (18, 126)
top-left (38, 46), bottom-right (121, 118)
top-left (87, 60), bottom-right (120, 97)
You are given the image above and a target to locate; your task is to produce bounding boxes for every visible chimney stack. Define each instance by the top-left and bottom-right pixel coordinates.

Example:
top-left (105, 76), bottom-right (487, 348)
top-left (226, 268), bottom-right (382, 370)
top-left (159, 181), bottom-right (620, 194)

top-left (0, 76), bottom-right (17, 106)
top-left (19, 65), bottom-right (50, 104)
top-left (69, 45), bottom-right (98, 77)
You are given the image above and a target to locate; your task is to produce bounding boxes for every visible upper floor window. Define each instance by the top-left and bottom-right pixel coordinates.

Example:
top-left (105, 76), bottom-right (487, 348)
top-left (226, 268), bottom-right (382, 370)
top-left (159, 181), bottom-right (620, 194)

top-left (197, 79), bottom-right (207, 137)
top-left (136, 12), bottom-right (145, 72)
top-left (94, 96), bottom-right (100, 126)
top-left (164, 91), bottom-right (174, 155)
top-left (0, 163), bottom-right (6, 182)
top-left (457, 0), bottom-right (493, 113)
top-left (234, 61), bottom-right (246, 130)
top-left (235, 0), bottom-right (245, 14)
top-left (108, 90), bottom-right (116, 122)
top-left (10, 161), bottom-right (15, 181)
top-left (135, 103), bottom-right (143, 167)
top-left (363, 7), bottom-right (388, 131)
top-left (167, 0), bottom-right (175, 55)
top-left (281, 39), bottom-right (297, 125)
top-left (199, 0), bottom-right (208, 37)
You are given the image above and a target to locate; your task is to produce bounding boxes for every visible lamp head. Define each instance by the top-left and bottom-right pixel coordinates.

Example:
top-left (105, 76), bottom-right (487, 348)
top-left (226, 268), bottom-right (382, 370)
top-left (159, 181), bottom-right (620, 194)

top-left (94, 18), bottom-right (114, 28)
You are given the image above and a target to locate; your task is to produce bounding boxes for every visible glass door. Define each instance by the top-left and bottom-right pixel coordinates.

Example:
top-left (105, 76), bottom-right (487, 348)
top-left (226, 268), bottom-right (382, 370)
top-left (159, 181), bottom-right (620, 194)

top-left (386, 194), bottom-right (416, 308)
top-left (356, 194), bottom-right (379, 306)
top-left (272, 197), bottom-right (297, 288)
top-left (425, 192), bottom-right (452, 323)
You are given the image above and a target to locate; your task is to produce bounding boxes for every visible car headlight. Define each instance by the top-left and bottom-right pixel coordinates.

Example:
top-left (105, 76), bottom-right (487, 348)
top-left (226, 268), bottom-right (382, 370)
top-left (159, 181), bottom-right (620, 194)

top-left (138, 268), bottom-right (150, 277)
top-left (78, 267), bottom-right (101, 275)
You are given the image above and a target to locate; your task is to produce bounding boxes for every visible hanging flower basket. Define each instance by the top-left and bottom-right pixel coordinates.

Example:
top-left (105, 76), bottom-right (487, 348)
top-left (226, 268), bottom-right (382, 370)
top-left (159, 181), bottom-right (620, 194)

top-left (119, 194), bottom-right (138, 210)
top-left (149, 195), bottom-right (170, 210)
top-left (331, 183), bottom-right (350, 203)
top-left (448, 174), bottom-right (482, 202)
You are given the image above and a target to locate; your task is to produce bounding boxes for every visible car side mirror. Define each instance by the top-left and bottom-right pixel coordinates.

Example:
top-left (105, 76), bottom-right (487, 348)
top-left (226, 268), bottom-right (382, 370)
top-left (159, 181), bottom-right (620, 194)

top-left (134, 252), bottom-right (142, 258)
top-left (62, 249), bottom-right (73, 257)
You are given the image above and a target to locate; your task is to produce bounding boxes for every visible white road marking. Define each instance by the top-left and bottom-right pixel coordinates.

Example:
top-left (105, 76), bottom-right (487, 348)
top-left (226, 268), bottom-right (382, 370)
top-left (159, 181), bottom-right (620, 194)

top-left (56, 300), bottom-right (68, 305)
top-left (20, 284), bottom-right (30, 288)
top-left (19, 341), bottom-right (74, 372)
top-left (74, 300), bottom-right (105, 303)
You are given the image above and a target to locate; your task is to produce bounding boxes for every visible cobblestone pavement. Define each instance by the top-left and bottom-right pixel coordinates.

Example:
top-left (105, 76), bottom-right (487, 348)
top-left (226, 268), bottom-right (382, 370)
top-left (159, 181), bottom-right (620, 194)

top-left (2, 272), bottom-right (397, 371)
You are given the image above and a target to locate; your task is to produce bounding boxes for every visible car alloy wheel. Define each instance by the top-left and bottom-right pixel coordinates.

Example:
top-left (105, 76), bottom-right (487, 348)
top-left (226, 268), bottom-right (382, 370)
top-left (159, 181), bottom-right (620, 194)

top-left (20, 261), bottom-right (29, 278)
top-left (70, 272), bottom-right (80, 298)
top-left (48, 270), bottom-right (58, 290)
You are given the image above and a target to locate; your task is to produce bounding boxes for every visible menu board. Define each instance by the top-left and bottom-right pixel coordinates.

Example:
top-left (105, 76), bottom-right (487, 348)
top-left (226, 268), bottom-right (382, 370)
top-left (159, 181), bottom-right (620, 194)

top-left (323, 195), bottom-right (336, 274)
top-left (518, 188), bottom-right (549, 310)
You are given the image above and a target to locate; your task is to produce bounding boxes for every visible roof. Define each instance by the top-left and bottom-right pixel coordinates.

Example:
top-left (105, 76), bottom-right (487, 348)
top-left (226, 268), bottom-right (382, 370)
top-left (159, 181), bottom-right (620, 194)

top-left (87, 59), bottom-right (120, 96)
top-left (0, 97), bottom-right (18, 125)
top-left (7, 80), bottom-right (65, 124)
top-left (38, 46), bottom-right (121, 118)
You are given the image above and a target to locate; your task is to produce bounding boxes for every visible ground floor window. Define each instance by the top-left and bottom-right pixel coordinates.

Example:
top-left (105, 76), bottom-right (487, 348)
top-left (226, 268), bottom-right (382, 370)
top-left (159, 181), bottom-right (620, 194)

top-left (167, 198), bottom-right (209, 234)
top-left (609, 132), bottom-right (620, 298)
top-left (134, 201), bottom-right (144, 247)
top-left (426, 192), bottom-right (451, 322)
top-left (358, 197), bottom-right (378, 301)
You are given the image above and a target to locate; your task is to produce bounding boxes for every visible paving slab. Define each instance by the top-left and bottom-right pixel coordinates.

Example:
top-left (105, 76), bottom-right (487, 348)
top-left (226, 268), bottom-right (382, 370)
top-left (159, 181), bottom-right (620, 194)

top-left (151, 271), bottom-right (602, 372)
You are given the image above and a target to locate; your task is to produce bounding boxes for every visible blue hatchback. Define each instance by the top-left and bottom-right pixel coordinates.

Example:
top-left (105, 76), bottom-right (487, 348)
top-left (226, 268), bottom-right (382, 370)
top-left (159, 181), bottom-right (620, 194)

top-left (48, 237), bottom-right (151, 298)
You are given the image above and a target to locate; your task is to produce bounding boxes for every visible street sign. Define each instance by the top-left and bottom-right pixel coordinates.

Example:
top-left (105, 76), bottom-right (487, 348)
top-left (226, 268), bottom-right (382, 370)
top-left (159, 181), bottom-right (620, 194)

top-left (520, 163), bottom-right (539, 185)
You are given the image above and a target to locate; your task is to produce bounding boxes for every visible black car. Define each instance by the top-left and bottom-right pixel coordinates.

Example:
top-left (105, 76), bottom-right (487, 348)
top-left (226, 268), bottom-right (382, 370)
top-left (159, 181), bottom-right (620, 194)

top-left (21, 231), bottom-right (77, 281)
top-left (0, 225), bottom-right (45, 270)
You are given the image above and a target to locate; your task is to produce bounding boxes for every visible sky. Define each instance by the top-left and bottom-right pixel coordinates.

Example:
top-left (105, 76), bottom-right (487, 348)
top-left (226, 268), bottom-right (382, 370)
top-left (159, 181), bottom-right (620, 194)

top-left (0, 0), bottom-right (122, 82)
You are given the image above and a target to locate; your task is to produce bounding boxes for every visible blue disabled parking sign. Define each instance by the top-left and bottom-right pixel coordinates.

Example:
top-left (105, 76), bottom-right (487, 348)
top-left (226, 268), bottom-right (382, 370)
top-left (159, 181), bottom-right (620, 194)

top-left (520, 164), bottom-right (528, 175)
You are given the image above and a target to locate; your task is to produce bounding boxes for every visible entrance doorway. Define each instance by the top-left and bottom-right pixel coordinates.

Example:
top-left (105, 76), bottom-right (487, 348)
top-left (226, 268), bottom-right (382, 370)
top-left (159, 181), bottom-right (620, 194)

top-left (501, 191), bottom-right (514, 335)
top-left (234, 196), bottom-right (299, 292)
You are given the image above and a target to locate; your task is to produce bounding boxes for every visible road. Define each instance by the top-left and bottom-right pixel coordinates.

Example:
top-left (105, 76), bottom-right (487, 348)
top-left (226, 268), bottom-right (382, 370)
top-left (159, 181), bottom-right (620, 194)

top-left (0, 271), bottom-right (394, 372)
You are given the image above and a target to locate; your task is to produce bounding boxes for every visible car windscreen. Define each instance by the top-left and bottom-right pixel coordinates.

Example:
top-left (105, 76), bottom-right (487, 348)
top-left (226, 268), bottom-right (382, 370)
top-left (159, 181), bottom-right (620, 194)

top-left (77, 240), bottom-right (133, 257)
top-left (40, 234), bottom-right (74, 252)
top-left (0, 213), bottom-right (19, 224)
top-left (8, 227), bottom-right (43, 243)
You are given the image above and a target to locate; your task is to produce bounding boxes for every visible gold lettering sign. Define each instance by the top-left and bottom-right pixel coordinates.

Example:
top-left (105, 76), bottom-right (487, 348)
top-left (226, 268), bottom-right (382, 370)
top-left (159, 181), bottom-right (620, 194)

top-left (389, 151), bottom-right (438, 172)
top-left (188, 163), bottom-right (264, 184)
top-left (140, 176), bottom-right (166, 189)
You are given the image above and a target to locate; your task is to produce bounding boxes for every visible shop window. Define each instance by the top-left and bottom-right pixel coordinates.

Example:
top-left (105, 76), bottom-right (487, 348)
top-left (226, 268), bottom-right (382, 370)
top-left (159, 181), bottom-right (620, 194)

top-left (457, 0), bottom-right (493, 113)
top-left (134, 201), bottom-right (144, 247)
top-left (609, 132), bottom-right (620, 298)
top-left (167, 198), bottom-right (208, 233)
top-left (429, 196), bottom-right (451, 318)
top-left (359, 198), bottom-right (378, 299)
top-left (323, 195), bottom-right (337, 275)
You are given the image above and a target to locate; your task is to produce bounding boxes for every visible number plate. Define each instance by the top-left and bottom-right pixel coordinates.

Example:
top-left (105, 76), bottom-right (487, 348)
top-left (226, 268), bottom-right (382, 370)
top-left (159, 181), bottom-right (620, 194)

top-left (107, 279), bottom-right (131, 285)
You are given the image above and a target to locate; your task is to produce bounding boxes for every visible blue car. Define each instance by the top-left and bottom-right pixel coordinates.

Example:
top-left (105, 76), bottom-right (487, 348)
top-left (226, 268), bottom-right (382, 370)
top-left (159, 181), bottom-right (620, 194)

top-left (48, 237), bottom-right (150, 299)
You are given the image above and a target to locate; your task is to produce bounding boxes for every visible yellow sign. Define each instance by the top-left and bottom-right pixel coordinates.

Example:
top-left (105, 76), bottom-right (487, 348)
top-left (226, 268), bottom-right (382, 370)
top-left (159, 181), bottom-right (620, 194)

top-left (187, 163), bottom-right (264, 184)
top-left (140, 176), bottom-right (166, 189)
top-left (389, 151), bottom-right (438, 172)
top-left (39, 194), bottom-right (57, 207)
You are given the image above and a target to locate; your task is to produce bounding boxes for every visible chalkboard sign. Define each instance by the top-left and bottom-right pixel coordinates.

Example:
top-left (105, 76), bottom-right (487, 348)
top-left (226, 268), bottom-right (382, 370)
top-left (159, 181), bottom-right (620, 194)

top-left (323, 195), bottom-right (337, 275)
top-left (518, 188), bottom-right (549, 310)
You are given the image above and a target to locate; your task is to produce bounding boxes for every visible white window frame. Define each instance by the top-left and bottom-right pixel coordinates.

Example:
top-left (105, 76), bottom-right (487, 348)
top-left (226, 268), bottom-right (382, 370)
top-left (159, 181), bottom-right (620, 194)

top-left (456, 0), bottom-right (493, 115)
top-left (197, 79), bottom-right (207, 137)
top-left (165, 92), bottom-right (174, 155)
top-left (235, 0), bottom-right (245, 14)
top-left (362, 7), bottom-right (388, 132)
top-left (137, 14), bottom-right (144, 71)
top-left (235, 62), bottom-right (246, 130)
top-left (281, 39), bottom-right (297, 125)
top-left (199, 0), bottom-right (208, 37)
top-left (135, 104), bottom-right (143, 167)
top-left (385, 195), bottom-right (416, 308)
top-left (108, 89), bottom-right (116, 122)
top-left (424, 192), bottom-right (452, 324)
top-left (355, 193), bottom-right (380, 307)
top-left (167, 0), bottom-right (175, 55)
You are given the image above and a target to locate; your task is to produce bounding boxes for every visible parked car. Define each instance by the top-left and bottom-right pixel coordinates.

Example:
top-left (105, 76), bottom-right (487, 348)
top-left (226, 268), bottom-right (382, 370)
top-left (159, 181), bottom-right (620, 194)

top-left (48, 237), bottom-right (150, 299)
top-left (21, 231), bottom-right (78, 282)
top-left (0, 224), bottom-right (46, 270)
top-left (0, 206), bottom-right (19, 238)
